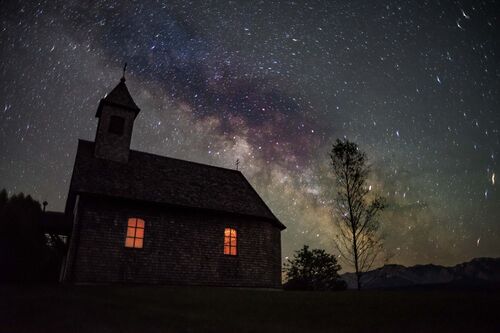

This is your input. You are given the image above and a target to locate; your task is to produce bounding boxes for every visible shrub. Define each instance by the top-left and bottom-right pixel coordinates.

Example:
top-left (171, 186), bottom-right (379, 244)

top-left (283, 245), bottom-right (347, 291)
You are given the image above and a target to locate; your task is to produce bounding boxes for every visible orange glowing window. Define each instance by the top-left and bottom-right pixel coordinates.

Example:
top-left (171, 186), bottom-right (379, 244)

top-left (125, 218), bottom-right (145, 249)
top-left (224, 228), bottom-right (237, 255)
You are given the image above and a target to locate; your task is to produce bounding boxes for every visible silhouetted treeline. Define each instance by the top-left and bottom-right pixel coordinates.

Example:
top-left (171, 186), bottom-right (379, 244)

top-left (0, 189), bottom-right (61, 282)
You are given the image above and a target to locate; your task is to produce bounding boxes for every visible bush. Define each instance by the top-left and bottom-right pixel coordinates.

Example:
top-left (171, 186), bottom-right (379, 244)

top-left (283, 245), bottom-right (347, 291)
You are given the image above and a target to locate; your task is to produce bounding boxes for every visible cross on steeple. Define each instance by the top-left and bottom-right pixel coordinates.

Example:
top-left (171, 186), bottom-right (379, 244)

top-left (121, 62), bottom-right (128, 82)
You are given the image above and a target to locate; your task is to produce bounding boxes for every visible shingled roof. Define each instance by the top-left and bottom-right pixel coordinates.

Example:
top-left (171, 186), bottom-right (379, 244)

top-left (95, 78), bottom-right (140, 118)
top-left (66, 140), bottom-right (285, 229)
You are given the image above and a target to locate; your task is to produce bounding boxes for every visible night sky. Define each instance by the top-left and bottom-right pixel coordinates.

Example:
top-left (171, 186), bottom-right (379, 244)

top-left (1, 0), bottom-right (499, 269)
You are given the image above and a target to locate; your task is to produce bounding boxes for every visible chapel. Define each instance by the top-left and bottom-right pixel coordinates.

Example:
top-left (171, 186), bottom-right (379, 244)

top-left (59, 73), bottom-right (285, 287)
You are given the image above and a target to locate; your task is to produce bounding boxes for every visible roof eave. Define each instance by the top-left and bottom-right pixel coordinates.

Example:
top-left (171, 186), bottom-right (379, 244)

top-left (71, 191), bottom-right (286, 229)
top-left (236, 172), bottom-right (286, 230)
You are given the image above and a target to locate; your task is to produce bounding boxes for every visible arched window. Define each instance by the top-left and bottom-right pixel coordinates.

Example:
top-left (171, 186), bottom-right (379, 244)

top-left (125, 218), bottom-right (145, 248)
top-left (224, 228), bottom-right (237, 255)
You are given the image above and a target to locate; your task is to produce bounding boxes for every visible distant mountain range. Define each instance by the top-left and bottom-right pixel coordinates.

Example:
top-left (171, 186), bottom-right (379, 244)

top-left (341, 257), bottom-right (500, 289)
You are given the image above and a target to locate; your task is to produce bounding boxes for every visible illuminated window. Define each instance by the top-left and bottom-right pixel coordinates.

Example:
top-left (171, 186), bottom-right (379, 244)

top-left (224, 228), bottom-right (237, 255)
top-left (125, 218), bottom-right (145, 248)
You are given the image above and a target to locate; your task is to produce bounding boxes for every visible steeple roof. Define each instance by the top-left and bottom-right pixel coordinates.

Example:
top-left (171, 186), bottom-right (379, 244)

top-left (95, 77), bottom-right (140, 118)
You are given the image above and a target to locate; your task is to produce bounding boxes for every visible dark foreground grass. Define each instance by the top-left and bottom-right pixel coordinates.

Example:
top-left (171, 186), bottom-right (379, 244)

top-left (2, 285), bottom-right (499, 333)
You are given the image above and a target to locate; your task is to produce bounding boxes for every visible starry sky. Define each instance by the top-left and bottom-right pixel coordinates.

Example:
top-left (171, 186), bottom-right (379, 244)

top-left (1, 0), bottom-right (499, 269)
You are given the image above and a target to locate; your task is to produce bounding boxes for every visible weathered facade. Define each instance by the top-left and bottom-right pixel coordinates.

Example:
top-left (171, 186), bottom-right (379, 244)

top-left (61, 75), bottom-right (285, 287)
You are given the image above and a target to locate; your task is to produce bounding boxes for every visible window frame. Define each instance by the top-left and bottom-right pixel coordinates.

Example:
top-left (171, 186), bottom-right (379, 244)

top-left (223, 227), bottom-right (238, 256)
top-left (125, 217), bottom-right (145, 249)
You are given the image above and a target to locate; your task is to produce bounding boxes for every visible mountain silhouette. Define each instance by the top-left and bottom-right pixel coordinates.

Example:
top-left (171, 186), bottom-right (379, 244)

top-left (342, 258), bottom-right (500, 289)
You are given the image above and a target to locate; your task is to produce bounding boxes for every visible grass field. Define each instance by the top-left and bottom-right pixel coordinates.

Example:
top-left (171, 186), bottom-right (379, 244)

top-left (2, 285), bottom-right (499, 333)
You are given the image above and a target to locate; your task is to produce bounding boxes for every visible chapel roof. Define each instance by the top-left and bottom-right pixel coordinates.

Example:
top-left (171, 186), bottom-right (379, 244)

top-left (66, 140), bottom-right (285, 229)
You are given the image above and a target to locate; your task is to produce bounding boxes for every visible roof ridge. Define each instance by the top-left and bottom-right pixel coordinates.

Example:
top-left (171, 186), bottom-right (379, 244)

top-left (79, 139), bottom-right (242, 174)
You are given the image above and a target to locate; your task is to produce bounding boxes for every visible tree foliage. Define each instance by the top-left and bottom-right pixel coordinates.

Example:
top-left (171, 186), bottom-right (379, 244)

top-left (329, 139), bottom-right (386, 290)
top-left (0, 189), bottom-right (61, 282)
top-left (283, 245), bottom-right (347, 291)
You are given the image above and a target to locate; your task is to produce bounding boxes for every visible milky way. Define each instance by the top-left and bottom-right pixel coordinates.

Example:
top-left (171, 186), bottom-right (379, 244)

top-left (1, 0), bottom-right (499, 269)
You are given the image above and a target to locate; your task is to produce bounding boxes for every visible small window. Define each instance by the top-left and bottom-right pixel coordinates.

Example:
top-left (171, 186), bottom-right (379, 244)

top-left (108, 115), bottom-right (125, 136)
top-left (224, 228), bottom-right (237, 255)
top-left (125, 218), bottom-right (145, 248)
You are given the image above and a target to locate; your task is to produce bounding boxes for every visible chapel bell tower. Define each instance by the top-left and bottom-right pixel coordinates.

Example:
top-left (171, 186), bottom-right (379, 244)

top-left (94, 64), bottom-right (140, 163)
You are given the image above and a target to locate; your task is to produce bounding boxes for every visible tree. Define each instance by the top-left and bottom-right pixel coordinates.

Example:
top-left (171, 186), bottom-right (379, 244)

top-left (283, 245), bottom-right (347, 291)
top-left (329, 139), bottom-right (386, 290)
top-left (0, 189), bottom-right (61, 282)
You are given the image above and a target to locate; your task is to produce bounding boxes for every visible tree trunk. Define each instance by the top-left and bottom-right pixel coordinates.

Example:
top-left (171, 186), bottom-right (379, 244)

top-left (356, 271), bottom-right (362, 290)
top-left (352, 232), bottom-right (361, 290)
